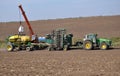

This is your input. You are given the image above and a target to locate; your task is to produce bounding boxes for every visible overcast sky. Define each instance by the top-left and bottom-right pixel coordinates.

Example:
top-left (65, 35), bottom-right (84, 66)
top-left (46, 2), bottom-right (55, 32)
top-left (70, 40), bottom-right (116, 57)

top-left (0, 0), bottom-right (120, 22)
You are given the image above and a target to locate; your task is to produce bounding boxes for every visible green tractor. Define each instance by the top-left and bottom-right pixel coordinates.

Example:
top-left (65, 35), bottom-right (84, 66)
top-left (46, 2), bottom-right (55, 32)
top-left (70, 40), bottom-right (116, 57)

top-left (83, 33), bottom-right (112, 50)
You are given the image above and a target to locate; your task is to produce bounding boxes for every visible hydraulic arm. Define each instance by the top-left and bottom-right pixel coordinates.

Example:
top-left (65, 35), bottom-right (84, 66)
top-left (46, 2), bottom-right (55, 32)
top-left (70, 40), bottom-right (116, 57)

top-left (18, 5), bottom-right (34, 37)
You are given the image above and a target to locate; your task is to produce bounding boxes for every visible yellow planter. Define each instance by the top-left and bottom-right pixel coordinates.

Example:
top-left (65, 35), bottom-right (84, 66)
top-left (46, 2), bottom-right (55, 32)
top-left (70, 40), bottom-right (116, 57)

top-left (9, 35), bottom-right (30, 42)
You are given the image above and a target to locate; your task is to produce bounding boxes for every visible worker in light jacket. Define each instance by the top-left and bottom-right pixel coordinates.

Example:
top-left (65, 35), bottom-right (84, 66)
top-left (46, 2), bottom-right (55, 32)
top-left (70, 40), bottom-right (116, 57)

top-left (18, 25), bottom-right (24, 35)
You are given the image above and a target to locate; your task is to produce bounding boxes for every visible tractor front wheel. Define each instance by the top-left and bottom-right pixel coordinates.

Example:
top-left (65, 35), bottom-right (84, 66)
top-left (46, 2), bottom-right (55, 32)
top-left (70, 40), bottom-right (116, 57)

top-left (83, 40), bottom-right (93, 50)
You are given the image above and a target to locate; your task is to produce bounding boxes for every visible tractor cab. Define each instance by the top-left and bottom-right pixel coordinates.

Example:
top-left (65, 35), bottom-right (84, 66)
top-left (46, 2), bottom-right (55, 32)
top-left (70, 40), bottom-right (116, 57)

top-left (83, 33), bottom-right (97, 44)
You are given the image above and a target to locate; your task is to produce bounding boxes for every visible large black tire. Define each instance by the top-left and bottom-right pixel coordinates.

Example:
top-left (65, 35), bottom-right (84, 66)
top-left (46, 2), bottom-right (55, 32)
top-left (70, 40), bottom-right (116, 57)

top-left (6, 42), bottom-right (14, 52)
top-left (83, 40), bottom-right (93, 50)
top-left (100, 42), bottom-right (108, 50)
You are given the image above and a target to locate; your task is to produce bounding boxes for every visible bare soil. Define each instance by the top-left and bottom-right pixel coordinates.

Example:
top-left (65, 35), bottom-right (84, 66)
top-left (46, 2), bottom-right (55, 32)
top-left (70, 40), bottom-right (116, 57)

top-left (0, 49), bottom-right (120, 76)
top-left (0, 16), bottom-right (120, 76)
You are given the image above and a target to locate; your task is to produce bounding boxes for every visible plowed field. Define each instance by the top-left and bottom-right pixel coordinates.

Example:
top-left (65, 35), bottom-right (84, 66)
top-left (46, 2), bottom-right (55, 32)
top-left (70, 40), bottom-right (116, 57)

top-left (0, 49), bottom-right (120, 76)
top-left (0, 16), bottom-right (120, 76)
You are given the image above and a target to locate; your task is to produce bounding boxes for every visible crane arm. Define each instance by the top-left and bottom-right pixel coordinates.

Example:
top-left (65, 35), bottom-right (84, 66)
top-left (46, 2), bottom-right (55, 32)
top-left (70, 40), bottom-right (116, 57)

top-left (18, 5), bottom-right (34, 36)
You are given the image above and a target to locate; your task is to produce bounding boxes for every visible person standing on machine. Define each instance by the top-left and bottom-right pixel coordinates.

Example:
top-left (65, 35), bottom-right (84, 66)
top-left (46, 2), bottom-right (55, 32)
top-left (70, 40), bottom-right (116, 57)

top-left (18, 25), bottom-right (24, 35)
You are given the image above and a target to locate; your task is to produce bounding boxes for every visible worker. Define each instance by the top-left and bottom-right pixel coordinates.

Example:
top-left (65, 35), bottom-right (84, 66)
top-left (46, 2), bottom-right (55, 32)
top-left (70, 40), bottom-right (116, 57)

top-left (18, 25), bottom-right (24, 35)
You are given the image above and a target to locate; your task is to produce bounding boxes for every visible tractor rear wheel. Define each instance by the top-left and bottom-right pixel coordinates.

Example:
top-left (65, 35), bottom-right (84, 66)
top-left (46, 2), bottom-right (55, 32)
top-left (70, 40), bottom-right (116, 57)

top-left (83, 40), bottom-right (93, 50)
top-left (7, 42), bottom-right (14, 52)
top-left (100, 42), bottom-right (108, 50)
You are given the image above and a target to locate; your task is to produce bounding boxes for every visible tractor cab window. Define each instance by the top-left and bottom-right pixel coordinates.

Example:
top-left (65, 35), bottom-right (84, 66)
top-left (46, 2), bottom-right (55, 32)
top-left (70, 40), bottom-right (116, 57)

top-left (88, 34), bottom-right (94, 39)
top-left (87, 34), bottom-right (97, 43)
